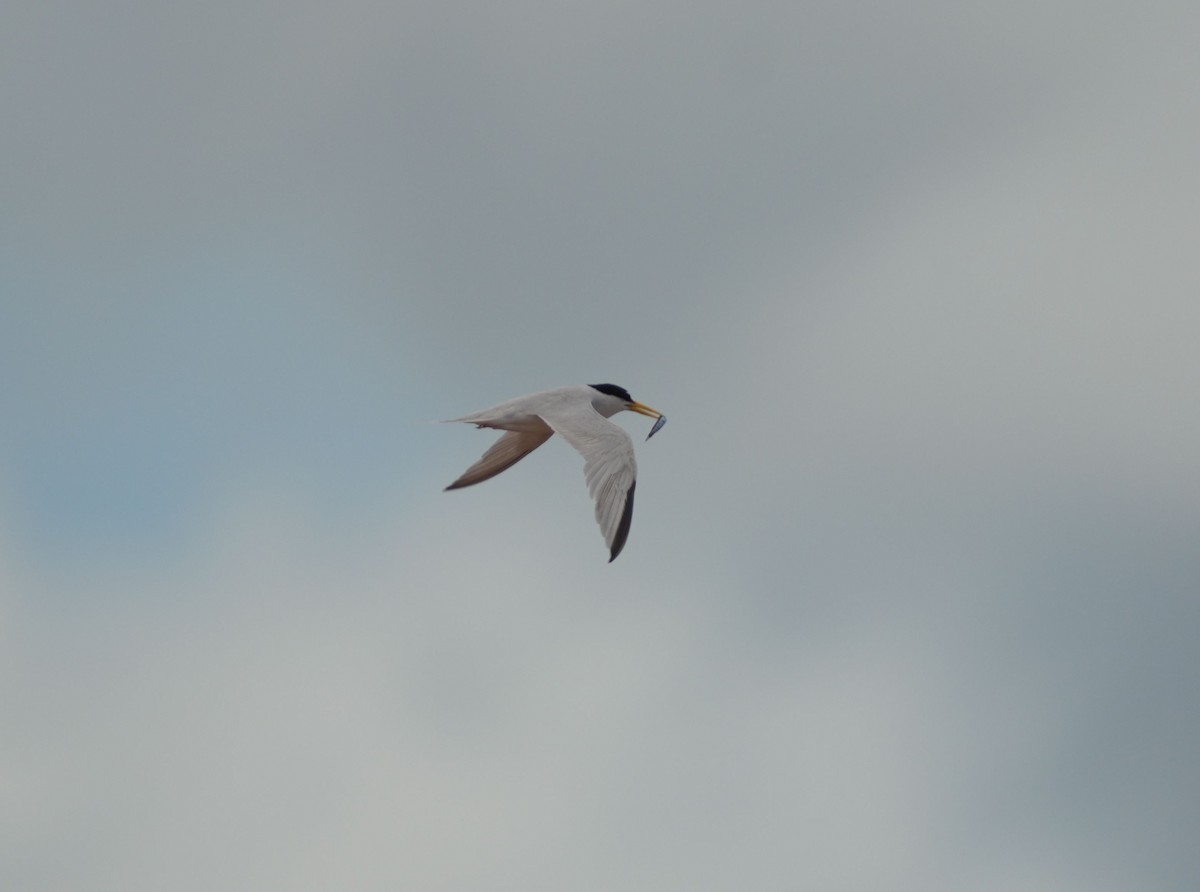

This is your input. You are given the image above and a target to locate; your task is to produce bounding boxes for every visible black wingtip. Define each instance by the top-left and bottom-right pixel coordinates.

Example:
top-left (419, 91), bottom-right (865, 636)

top-left (608, 480), bottom-right (636, 562)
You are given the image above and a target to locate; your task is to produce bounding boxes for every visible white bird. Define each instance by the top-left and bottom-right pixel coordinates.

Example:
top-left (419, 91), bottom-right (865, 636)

top-left (444, 384), bottom-right (667, 561)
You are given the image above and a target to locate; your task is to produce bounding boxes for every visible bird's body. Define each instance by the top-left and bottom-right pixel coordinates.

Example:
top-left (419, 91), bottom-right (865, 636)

top-left (443, 384), bottom-right (666, 561)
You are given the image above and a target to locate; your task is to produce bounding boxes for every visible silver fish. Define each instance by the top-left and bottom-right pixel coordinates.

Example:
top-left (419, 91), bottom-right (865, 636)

top-left (646, 414), bottom-right (667, 440)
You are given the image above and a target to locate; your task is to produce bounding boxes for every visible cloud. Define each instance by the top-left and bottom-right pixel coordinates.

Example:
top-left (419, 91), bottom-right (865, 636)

top-left (4, 1), bottom-right (1199, 889)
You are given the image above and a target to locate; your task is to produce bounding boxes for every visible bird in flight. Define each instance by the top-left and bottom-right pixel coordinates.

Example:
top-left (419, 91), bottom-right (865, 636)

top-left (444, 384), bottom-right (667, 561)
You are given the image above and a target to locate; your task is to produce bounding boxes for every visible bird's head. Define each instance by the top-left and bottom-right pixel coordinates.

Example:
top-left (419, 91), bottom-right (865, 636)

top-left (588, 383), bottom-right (666, 437)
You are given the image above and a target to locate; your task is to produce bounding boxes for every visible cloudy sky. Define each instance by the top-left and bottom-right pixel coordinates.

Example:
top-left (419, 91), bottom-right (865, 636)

top-left (3, 1), bottom-right (1199, 889)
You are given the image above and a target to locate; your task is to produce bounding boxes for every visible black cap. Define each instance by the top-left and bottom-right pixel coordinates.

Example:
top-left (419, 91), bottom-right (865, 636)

top-left (589, 383), bottom-right (633, 402)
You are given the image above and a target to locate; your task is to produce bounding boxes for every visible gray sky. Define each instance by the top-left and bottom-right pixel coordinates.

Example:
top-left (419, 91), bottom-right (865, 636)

top-left (3, 2), bottom-right (1199, 890)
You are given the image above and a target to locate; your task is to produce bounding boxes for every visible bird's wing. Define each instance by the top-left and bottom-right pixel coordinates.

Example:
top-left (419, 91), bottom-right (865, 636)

top-left (538, 404), bottom-right (638, 562)
top-left (444, 429), bottom-right (553, 490)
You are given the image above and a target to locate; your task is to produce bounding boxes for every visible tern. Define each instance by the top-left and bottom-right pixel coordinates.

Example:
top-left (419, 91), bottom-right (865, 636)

top-left (444, 384), bottom-right (667, 561)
